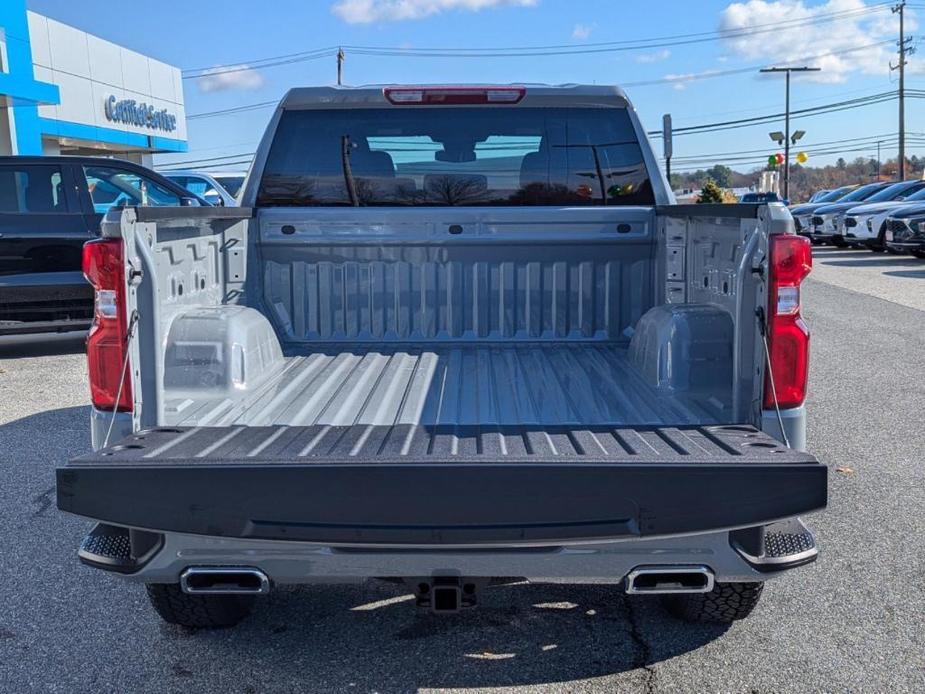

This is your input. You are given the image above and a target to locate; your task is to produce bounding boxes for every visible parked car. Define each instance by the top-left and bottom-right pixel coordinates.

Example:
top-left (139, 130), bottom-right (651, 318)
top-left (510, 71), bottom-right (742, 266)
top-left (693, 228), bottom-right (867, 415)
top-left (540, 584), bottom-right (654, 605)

top-left (0, 156), bottom-right (206, 336)
top-left (841, 180), bottom-right (925, 251)
top-left (884, 207), bottom-right (925, 258)
top-left (57, 84), bottom-right (826, 631)
top-left (161, 170), bottom-right (245, 207)
top-left (790, 185), bottom-right (858, 237)
top-left (808, 190), bottom-right (831, 203)
top-left (740, 191), bottom-right (787, 205)
top-left (809, 181), bottom-right (894, 246)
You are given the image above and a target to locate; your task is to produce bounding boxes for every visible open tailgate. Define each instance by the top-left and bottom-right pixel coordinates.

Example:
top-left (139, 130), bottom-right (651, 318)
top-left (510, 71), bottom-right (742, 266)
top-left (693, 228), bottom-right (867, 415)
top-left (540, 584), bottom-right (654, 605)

top-left (57, 424), bottom-right (827, 546)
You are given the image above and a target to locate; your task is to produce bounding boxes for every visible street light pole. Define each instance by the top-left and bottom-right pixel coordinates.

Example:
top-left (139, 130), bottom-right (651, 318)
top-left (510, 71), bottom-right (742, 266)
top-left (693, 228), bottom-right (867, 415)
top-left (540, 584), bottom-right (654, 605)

top-left (760, 66), bottom-right (821, 200)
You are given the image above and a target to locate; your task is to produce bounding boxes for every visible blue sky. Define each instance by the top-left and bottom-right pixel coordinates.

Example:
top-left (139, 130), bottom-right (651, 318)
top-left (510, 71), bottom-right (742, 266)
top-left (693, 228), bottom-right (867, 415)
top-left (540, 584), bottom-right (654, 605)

top-left (28, 0), bottom-right (925, 175)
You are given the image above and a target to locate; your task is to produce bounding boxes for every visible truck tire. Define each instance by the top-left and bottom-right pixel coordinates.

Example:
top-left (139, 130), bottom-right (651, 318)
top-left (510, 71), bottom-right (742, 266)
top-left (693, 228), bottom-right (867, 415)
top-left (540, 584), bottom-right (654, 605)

top-left (145, 584), bottom-right (255, 628)
top-left (660, 582), bottom-right (764, 623)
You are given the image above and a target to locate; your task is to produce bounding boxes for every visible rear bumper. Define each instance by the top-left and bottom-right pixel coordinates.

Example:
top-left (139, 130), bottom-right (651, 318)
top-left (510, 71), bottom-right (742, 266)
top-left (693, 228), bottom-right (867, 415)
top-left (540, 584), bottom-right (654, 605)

top-left (0, 273), bottom-right (92, 333)
top-left (886, 240), bottom-right (925, 252)
top-left (0, 318), bottom-right (89, 336)
top-left (58, 425), bottom-right (827, 548)
top-left (84, 522), bottom-right (816, 585)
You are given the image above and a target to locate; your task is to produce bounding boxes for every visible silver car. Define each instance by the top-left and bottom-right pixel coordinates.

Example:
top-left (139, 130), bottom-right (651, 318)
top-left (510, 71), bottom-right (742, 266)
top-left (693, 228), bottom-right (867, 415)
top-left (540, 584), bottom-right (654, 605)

top-left (161, 170), bottom-right (245, 207)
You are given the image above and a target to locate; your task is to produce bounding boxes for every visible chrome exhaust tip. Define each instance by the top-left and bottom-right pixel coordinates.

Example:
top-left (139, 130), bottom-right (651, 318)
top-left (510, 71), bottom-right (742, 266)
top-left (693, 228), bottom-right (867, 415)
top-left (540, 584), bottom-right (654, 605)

top-left (180, 567), bottom-right (270, 595)
top-left (625, 565), bottom-right (715, 595)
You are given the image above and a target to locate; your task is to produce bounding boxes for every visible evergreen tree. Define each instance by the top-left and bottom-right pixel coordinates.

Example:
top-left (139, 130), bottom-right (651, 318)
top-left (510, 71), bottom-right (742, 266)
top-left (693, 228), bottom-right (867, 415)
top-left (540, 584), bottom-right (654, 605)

top-left (697, 179), bottom-right (725, 204)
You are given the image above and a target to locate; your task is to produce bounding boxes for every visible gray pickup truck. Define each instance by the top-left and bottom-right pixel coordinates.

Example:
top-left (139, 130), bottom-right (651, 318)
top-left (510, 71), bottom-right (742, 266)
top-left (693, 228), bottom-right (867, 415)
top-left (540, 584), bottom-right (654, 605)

top-left (57, 84), bottom-right (826, 629)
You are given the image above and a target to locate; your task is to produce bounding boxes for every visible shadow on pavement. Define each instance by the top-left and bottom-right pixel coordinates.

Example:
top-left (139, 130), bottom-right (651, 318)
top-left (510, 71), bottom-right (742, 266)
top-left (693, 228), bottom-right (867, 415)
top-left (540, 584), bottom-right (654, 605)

top-left (0, 332), bottom-right (86, 359)
top-left (186, 582), bottom-right (730, 689)
top-left (814, 257), bottom-right (925, 269)
top-left (0, 405), bottom-right (92, 461)
top-left (884, 269), bottom-right (925, 278)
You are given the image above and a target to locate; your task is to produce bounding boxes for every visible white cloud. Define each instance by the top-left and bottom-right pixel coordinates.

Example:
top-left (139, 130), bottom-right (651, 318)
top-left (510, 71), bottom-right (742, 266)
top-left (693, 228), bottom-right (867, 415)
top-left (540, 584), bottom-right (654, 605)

top-left (661, 69), bottom-right (726, 90)
top-left (635, 48), bottom-right (671, 64)
top-left (196, 65), bottom-right (266, 93)
top-left (572, 23), bottom-right (594, 40)
top-left (719, 0), bottom-right (915, 83)
top-left (332, 0), bottom-right (538, 24)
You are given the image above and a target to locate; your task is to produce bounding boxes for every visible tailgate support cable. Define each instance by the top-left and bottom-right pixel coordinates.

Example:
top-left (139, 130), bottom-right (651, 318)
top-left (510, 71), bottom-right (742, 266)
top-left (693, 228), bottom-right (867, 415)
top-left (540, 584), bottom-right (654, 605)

top-left (103, 309), bottom-right (139, 449)
top-left (756, 306), bottom-right (791, 449)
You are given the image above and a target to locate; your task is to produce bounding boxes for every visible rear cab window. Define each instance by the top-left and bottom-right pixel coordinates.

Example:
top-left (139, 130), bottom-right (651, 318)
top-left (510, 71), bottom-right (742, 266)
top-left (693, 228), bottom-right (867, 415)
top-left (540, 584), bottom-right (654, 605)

top-left (257, 107), bottom-right (654, 207)
top-left (0, 165), bottom-right (69, 213)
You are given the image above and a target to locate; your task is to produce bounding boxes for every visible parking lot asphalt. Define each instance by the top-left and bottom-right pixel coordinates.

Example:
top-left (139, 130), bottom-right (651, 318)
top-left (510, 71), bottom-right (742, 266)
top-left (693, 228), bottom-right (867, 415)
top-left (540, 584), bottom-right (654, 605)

top-left (1, 246), bottom-right (924, 693)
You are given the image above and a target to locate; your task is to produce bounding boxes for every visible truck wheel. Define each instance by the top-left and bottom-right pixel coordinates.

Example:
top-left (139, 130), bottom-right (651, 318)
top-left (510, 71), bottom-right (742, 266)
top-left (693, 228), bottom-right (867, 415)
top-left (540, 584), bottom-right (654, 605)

top-left (660, 582), bottom-right (764, 623)
top-left (831, 236), bottom-right (848, 248)
top-left (145, 584), bottom-right (255, 628)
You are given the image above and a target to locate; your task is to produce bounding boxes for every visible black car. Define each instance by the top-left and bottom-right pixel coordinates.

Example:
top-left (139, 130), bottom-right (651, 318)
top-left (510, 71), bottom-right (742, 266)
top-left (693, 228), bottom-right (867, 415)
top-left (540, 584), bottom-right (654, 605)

top-left (739, 191), bottom-right (789, 205)
top-left (884, 211), bottom-right (925, 259)
top-left (0, 156), bottom-right (205, 336)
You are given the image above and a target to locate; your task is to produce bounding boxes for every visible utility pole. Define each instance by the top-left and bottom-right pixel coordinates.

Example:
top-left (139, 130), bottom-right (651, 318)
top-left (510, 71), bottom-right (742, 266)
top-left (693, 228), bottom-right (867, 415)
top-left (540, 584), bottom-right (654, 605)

top-left (877, 139), bottom-right (883, 179)
top-left (662, 113), bottom-right (673, 185)
top-left (891, 2), bottom-right (911, 180)
top-left (760, 66), bottom-right (821, 201)
top-left (336, 47), bottom-right (345, 86)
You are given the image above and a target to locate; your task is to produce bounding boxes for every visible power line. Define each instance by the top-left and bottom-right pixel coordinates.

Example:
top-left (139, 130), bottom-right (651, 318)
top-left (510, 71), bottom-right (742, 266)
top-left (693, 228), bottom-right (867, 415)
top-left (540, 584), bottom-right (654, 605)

top-left (159, 159), bottom-right (254, 171)
top-left (164, 91), bottom-right (925, 170)
top-left (354, 3), bottom-right (889, 53)
top-left (648, 90), bottom-right (904, 137)
top-left (667, 138), bottom-right (925, 170)
top-left (181, 3), bottom-right (890, 78)
top-left (182, 41), bottom-right (900, 125)
top-left (156, 151), bottom-right (256, 168)
top-left (666, 133), bottom-right (922, 163)
top-left (182, 48), bottom-right (339, 80)
top-left (188, 101), bottom-right (278, 120)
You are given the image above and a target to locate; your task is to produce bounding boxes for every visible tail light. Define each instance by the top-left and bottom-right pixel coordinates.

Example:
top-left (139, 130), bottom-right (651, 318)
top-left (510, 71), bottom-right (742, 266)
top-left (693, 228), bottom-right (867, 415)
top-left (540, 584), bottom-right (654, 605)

top-left (384, 86), bottom-right (525, 105)
top-left (763, 234), bottom-right (812, 410)
top-left (82, 238), bottom-right (133, 411)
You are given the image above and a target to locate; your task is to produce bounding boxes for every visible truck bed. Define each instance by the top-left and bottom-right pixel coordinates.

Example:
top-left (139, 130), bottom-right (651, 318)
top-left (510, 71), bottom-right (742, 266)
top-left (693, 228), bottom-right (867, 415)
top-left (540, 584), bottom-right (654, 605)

top-left (164, 344), bottom-right (731, 428)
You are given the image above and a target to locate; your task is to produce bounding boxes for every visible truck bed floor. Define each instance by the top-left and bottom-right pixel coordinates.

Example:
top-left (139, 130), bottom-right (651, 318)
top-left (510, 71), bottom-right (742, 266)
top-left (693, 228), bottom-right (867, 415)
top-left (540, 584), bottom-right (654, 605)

top-left (165, 344), bottom-right (731, 428)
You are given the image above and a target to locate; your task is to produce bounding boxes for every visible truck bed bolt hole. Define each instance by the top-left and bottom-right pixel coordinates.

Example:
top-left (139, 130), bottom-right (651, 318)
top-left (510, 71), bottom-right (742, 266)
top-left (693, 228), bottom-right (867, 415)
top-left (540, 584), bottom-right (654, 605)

top-left (417, 583), bottom-right (430, 594)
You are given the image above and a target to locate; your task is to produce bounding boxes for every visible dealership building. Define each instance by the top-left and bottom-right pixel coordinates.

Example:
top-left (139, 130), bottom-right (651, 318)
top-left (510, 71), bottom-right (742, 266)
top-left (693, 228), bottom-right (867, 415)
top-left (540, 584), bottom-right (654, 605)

top-left (0, 0), bottom-right (187, 166)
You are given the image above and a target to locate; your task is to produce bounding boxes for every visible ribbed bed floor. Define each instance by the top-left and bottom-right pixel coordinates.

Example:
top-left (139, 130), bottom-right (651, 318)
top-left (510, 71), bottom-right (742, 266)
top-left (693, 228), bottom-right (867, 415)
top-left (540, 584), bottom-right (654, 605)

top-left (164, 345), bottom-right (731, 428)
